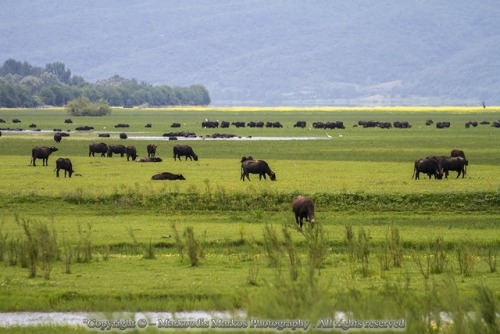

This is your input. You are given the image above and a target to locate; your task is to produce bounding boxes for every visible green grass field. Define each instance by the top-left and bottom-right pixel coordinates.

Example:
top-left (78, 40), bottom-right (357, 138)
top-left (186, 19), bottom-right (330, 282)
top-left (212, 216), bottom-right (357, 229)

top-left (0, 107), bottom-right (499, 333)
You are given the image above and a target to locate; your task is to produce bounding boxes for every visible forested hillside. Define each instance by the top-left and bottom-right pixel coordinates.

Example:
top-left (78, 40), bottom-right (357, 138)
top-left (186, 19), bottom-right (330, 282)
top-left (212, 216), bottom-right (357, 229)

top-left (0, 59), bottom-right (210, 107)
top-left (2, 0), bottom-right (499, 106)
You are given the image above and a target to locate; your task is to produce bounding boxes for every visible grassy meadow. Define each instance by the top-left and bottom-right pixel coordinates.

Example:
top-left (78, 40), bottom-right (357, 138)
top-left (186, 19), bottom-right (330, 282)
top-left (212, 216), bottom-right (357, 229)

top-left (0, 106), bottom-right (499, 333)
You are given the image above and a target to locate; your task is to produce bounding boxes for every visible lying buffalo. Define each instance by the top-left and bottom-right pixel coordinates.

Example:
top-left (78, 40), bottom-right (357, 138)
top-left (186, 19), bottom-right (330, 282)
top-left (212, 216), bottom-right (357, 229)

top-left (89, 142), bottom-right (108, 157)
top-left (147, 144), bottom-right (157, 157)
top-left (31, 146), bottom-right (58, 166)
top-left (292, 195), bottom-right (315, 228)
top-left (241, 159), bottom-right (276, 181)
top-left (413, 158), bottom-right (443, 180)
top-left (151, 172), bottom-right (186, 180)
top-left (136, 157), bottom-right (162, 162)
top-left (173, 145), bottom-right (198, 161)
top-left (107, 144), bottom-right (126, 157)
top-left (126, 146), bottom-right (137, 161)
top-left (55, 158), bottom-right (74, 178)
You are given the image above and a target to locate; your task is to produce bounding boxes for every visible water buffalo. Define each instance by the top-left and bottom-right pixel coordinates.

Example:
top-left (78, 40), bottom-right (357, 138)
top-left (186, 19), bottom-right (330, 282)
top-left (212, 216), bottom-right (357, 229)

top-left (125, 146), bottom-right (137, 161)
top-left (54, 132), bottom-right (62, 143)
top-left (55, 158), bottom-right (74, 178)
top-left (173, 145), bottom-right (198, 161)
top-left (292, 195), bottom-right (315, 228)
top-left (294, 121), bottom-right (307, 128)
top-left (89, 142), bottom-right (108, 157)
top-left (441, 156), bottom-right (468, 178)
top-left (450, 149), bottom-right (466, 160)
top-left (31, 146), bottom-right (58, 166)
top-left (119, 132), bottom-right (128, 139)
top-left (107, 144), bottom-right (126, 157)
top-left (413, 158), bottom-right (443, 180)
top-left (137, 157), bottom-right (162, 162)
top-left (147, 144), bottom-right (157, 157)
top-left (151, 172), bottom-right (186, 180)
top-left (241, 159), bottom-right (276, 181)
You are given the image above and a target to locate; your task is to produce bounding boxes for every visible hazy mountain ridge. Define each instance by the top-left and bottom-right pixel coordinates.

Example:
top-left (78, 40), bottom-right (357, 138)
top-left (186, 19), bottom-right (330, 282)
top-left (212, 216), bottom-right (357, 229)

top-left (2, 0), bottom-right (499, 106)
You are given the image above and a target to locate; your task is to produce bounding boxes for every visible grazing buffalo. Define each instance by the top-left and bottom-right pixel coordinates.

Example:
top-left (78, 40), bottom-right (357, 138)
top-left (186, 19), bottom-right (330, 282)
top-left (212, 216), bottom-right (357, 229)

top-left (413, 158), bottom-right (443, 180)
top-left (241, 159), bottom-right (276, 181)
top-left (441, 156), bottom-right (468, 178)
top-left (119, 132), bottom-right (128, 139)
top-left (89, 142), bottom-right (108, 157)
top-left (220, 121), bottom-right (230, 128)
top-left (232, 121), bottom-right (246, 128)
top-left (54, 132), bottom-right (62, 143)
top-left (125, 146), bottom-right (137, 161)
top-left (31, 146), bottom-right (58, 166)
top-left (151, 172), bottom-right (186, 180)
top-left (202, 120), bottom-right (219, 128)
top-left (173, 145), bottom-right (198, 161)
top-left (55, 158), bottom-right (74, 178)
top-left (145, 123), bottom-right (152, 128)
top-left (98, 133), bottom-right (110, 137)
top-left (294, 121), bottom-right (307, 128)
top-left (137, 157), bottom-right (163, 162)
top-left (292, 195), bottom-right (315, 228)
top-left (147, 144), bottom-right (157, 157)
top-left (107, 144), bottom-right (126, 157)
top-left (114, 123), bottom-right (129, 128)
top-left (64, 118), bottom-right (73, 124)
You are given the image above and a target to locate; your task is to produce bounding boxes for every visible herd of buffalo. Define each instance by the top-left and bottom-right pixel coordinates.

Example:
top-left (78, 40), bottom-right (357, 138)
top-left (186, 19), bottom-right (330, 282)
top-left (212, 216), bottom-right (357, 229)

top-left (17, 115), bottom-right (484, 229)
top-left (413, 149), bottom-right (468, 180)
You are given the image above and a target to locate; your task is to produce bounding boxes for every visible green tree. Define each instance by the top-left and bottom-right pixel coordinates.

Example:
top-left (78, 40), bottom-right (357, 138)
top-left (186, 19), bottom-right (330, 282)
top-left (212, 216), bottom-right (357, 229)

top-left (65, 96), bottom-right (111, 116)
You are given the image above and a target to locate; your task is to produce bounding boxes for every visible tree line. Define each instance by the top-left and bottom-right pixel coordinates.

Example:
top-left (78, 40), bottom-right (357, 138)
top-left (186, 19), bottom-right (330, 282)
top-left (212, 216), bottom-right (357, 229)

top-left (0, 59), bottom-right (211, 108)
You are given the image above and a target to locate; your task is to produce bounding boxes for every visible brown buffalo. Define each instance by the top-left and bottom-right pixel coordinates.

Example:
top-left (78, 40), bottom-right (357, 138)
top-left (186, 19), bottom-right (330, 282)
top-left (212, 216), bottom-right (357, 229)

top-left (31, 146), bottom-right (58, 166)
top-left (107, 144), bottom-right (126, 157)
top-left (173, 145), bottom-right (198, 161)
top-left (413, 158), bottom-right (443, 180)
top-left (137, 157), bottom-right (162, 162)
top-left (55, 158), bottom-right (74, 178)
top-left (147, 144), bottom-right (157, 157)
top-left (125, 146), bottom-right (137, 161)
top-left (151, 172), bottom-right (186, 180)
top-left (241, 159), bottom-right (276, 181)
top-left (292, 195), bottom-right (315, 228)
top-left (89, 142), bottom-right (108, 157)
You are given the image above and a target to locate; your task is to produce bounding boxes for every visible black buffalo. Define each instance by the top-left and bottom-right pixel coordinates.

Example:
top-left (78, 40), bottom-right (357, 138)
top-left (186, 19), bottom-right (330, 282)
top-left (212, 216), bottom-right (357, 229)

top-left (202, 120), bottom-right (219, 128)
top-left (89, 142), bottom-right (108, 157)
top-left (119, 132), bottom-right (128, 139)
top-left (31, 146), bottom-right (58, 166)
top-left (173, 145), bottom-right (198, 161)
top-left (294, 121), bottom-right (307, 128)
top-left (137, 157), bottom-right (163, 162)
top-left (125, 146), bottom-right (137, 161)
top-left (54, 132), bottom-right (62, 143)
top-left (55, 158), bottom-right (74, 178)
top-left (450, 149), bottom-right (466, 160)
top-left (232, 121), bottom-right (246, 128)
top-left (292, 195), bottom-right (315, 228)
top-left (441, 156), bottom-right (468, 178)
top-left (107, 144), bottom-right (126, 157)
top-left (151, 172), bottom-right (186, 180)
top-left (413, 158), bottom-right (443, 180)
top-left (147, 144), bottom-right (157, 157)
top-left (241, 159), bottom-right (276, 181)
top-left (436, 121), bottom-right (451, 129)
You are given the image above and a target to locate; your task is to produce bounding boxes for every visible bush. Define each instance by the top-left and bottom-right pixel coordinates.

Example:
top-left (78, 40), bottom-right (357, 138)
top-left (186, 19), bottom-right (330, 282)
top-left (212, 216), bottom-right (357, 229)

top-left (65, 96), bottom-right (111, 116)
